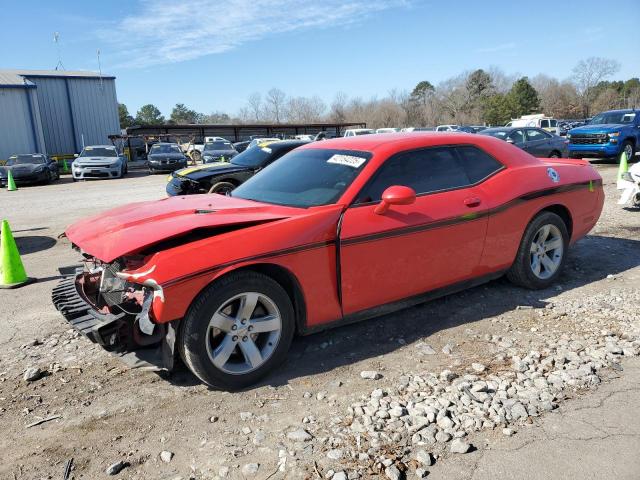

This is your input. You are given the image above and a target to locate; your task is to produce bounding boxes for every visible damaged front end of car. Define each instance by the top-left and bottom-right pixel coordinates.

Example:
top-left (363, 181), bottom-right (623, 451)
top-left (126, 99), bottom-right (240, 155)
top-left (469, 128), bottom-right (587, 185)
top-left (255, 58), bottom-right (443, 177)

top-left (51, 253), bottom-right (177, 370)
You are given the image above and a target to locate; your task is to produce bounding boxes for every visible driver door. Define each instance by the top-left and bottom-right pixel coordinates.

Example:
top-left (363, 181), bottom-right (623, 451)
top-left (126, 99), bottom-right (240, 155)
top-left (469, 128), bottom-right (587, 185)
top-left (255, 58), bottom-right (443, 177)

top-left (339, 146), bottom-right (497, 315)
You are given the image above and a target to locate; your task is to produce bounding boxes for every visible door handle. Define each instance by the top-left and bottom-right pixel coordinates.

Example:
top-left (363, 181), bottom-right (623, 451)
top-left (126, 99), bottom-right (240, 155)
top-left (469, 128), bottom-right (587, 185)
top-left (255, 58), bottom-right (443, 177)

top-left (464, 197), bottom-right (481, 208)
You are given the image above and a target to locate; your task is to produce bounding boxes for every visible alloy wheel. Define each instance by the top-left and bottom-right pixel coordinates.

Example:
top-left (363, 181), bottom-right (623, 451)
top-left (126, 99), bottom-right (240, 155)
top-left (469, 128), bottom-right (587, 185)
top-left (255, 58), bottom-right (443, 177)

top-left (624, 143), bottom-right (634, 159)
top-left (205, 292), bottom-right (282, 375)
top-left (529, 224), bottom-right (563, 279)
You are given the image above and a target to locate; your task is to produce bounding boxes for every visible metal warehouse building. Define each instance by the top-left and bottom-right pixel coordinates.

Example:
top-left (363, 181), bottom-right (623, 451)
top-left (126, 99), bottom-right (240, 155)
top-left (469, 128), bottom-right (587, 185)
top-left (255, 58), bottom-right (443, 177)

top-left (0, 69), bottom-right (119, 160)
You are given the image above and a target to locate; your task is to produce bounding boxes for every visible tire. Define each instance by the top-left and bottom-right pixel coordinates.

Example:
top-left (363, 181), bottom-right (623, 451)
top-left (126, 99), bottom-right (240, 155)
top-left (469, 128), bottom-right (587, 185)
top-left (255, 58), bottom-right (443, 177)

top-left (549, 151), bottom-right (561, 158)
top-left (208, 181), bottom-right (236, 195)
top-left (179, 271), bottom-right (295, 390)
top-left (191, 150), bottom-right (201, 162)
top-left (43, 170), bottom-right (52, 184)
top-left (506, 211), bottom-right (569, 289)
top-left (621, 140), bottom-right (635, 160)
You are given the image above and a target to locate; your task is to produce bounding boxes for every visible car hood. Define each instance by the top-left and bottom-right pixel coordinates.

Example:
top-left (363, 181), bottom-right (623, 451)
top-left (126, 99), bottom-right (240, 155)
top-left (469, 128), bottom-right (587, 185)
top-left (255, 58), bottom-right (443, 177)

top-left (148, 153), bottom-right (185, 160)
top-left (202, 149), bottom-right (237, 157)
top-left (174, 162), bottom-right (249, 180)
top-left (569, 124), bottom-right (628, 134)
top-left (65, 194), bottom-right (298, 262)
top-left (74, 156), bottom-right (119, 165)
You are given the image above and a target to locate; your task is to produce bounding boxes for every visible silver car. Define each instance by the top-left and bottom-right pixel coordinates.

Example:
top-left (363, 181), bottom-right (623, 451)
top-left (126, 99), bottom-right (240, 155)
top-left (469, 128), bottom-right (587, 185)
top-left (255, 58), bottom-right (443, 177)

top-left (72, 145), bottom-right (128, 181)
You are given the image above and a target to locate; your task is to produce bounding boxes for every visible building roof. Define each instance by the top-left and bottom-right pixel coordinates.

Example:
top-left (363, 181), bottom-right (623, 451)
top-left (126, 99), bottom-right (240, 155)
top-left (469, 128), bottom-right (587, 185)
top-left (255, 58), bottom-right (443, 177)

top-left (0, 69), bottom-right (115, 88)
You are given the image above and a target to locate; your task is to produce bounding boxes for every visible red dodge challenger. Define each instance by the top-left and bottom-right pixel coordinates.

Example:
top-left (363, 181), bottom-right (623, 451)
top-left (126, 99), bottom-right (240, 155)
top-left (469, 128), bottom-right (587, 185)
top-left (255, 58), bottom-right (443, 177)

top-left (53, 133), bottom-right (604, 389)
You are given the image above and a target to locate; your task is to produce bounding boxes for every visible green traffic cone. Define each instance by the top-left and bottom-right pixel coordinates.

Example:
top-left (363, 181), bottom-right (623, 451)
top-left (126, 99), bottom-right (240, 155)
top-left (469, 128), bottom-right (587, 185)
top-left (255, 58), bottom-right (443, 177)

top-left (617, 150), bottom-right (629, 189)
top-left (63, 159), bottom-right (69, 173)
top-left (7, 170), bottom-right (17, 191)
top-left (0, 220), bottom-right (35, 288)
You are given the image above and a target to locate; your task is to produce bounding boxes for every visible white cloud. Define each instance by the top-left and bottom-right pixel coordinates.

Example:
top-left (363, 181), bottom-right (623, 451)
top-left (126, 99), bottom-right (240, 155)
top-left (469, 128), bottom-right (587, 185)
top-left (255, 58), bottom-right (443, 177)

top-left (475, 42), bottom-right (517, 54)
top-left (101, 0), bottom-right (409, 68)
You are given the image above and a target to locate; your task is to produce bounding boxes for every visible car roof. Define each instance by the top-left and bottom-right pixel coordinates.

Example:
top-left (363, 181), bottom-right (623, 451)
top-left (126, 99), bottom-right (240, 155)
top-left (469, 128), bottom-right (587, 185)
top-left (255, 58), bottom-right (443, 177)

top-left (265, 140), bottom-right (309, 149)
top-left (84, 145), bottom-right (115, 148)
top-left (153, 142), bottom-right (179, 145)
top-left (302, 132), bottom-right (538, 168)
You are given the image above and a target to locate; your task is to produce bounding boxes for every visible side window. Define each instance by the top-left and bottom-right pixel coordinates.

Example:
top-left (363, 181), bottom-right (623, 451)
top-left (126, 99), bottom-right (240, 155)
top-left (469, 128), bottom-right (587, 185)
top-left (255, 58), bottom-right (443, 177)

top-left (526, 129), bottom-right (550, 141)
top-left (357, 147), bottom-right (470, 203)
top-left (540, 120), bottom-right (549, 128)
top-left (550, 119), bottom-right (557, 127)
top-left (509, 130), bottom-right (525, 143)
top-left (455, 146), bottom-right (503, 183)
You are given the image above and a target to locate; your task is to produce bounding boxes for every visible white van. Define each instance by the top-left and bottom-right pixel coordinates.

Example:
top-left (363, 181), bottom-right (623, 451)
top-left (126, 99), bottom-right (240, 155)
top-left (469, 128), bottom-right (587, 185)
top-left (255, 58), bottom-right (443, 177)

top-left (506, 115), bottom-right (559, 134)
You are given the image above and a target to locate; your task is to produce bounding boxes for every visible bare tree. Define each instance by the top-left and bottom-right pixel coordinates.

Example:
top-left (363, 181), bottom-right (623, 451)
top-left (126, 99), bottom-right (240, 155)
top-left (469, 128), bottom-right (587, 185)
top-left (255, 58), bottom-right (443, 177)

top-left (329, 92), bottom-right (348, 123)
top-left (265, 88), bottom-right (287, 123)
top-left (571, 57), bottom-right (620, 116)
top-left (247, 92), bottom-right (262, 122)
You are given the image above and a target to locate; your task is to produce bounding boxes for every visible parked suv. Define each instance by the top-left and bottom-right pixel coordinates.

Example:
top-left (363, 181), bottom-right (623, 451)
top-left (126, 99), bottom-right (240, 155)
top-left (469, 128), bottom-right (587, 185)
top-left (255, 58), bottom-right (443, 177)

top-left (568, 109), bottom-right (639, 160)
top-left (72, 145), bottom-right (127, 181)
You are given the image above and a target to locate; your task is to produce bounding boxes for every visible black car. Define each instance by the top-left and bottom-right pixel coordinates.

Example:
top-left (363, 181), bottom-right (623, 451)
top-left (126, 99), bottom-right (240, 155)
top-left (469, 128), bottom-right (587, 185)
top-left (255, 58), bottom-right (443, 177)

top-left (202, 140), bottom-right (238, 163)
top-left (147, 143), bottom-right (188, 173)
top-left (0, 153), bottom-right (59, 186)
top-left (479, 127), bottom-right (568, 158)
top-left (166, 140), bottom-right (308, 196)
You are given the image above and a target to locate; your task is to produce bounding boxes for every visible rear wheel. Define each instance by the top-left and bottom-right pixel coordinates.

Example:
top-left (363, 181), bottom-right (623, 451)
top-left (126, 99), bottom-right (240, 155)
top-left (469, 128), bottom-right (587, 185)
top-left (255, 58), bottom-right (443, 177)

top-left (208, 181), bottom-right (236, 195)
top-left (179, 271), bottom-right (295, 390)
top-left (507, 211), bottom-right (568, 289)
top-left (549, 150), bottom-right (561, 158)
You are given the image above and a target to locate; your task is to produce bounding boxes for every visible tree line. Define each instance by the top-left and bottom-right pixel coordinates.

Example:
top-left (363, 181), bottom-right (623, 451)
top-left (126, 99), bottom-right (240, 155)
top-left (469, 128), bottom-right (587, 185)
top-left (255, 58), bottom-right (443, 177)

top-left (119, 57), bottom-right (639, 130)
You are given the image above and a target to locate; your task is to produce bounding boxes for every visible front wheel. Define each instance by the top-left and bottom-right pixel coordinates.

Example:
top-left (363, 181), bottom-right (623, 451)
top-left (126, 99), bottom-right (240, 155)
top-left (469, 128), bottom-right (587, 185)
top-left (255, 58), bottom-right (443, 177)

top-left (507, 211), bottom-right (568, 289)
top-left (179, 271), bottom-right (295, 390)
top-left (208, 181), bottom-right (236, 195)
top-left (622, 140), bottom-right (635, 160)
top-left (190, 150), bottom-right (201, 163)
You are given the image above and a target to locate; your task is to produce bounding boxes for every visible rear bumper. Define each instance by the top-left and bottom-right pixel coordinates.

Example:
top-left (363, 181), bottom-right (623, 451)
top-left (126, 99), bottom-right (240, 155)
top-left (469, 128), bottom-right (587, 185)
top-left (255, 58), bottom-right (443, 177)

top-left (51, 272), bottom-right (126, 350)
top-left (568, 143), bottom-right (619, 158)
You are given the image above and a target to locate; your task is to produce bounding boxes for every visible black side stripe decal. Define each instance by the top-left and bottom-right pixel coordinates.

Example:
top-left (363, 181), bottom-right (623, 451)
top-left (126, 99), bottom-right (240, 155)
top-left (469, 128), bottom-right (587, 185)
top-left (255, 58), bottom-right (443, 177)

top-left (162, 179), bottom-right (600, 287)
top-left (162, 240), bottom-right (334, 287)
top-left (341, 180), bottom-right (600, 247)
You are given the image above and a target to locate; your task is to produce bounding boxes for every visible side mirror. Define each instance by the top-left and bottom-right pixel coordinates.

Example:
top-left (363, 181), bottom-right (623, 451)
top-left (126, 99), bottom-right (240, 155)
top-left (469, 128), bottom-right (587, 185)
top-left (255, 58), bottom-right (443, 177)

top-left (374, 185), bottom-right (416, 215)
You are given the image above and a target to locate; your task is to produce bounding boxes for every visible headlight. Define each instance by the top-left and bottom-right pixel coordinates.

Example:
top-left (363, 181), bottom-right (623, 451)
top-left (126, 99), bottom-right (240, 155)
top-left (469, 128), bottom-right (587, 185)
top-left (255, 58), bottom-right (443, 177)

top-left (203, 155), bottom-right (213, 161)
top-left (566, 134), bottom-right (571, 139)
top-left (608, 132), bottom-right (620, 138)
top-left (622, 172), bottom-right (634, 182)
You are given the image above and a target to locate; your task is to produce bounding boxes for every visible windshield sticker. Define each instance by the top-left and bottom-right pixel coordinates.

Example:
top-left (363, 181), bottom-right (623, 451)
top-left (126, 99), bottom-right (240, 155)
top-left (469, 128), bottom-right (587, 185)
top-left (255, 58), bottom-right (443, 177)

top-left (327, 154), bottom-right (367, 168)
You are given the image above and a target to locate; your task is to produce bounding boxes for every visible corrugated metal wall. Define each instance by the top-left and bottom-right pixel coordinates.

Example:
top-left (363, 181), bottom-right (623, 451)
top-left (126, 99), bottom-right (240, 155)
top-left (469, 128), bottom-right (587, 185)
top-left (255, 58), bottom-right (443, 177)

top-left (24, 76), bottom-right (119, 155)
top-left (26, 77), bottom-right (76, 154)
top-left (0, 88), bottom-right (46, 159)
top-left (67, 78), bottom-right (120, 149)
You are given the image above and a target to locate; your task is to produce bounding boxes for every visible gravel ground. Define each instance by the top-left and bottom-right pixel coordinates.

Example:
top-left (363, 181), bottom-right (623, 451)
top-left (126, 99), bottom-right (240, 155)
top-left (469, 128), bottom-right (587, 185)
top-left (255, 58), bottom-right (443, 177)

top-left (0, 164), bottom-right (638, 479)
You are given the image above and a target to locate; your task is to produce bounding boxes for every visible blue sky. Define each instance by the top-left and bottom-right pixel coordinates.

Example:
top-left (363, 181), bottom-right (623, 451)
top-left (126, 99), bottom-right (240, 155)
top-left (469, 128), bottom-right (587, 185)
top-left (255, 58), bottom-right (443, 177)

top-left (1, 0), bottom-right (638, 117)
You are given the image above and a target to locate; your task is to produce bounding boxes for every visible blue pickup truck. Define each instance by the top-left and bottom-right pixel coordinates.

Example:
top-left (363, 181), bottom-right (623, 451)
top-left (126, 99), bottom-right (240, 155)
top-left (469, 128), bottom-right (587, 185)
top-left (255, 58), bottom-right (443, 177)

top-left (568, 109), bottom-right (639, 160)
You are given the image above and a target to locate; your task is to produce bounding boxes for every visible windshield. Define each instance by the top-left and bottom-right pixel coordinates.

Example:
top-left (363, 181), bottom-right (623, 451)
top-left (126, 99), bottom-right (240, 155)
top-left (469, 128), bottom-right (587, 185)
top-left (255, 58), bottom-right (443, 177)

top-left (480, 129), bottom-right (509, 139)
top-left (7, 154), bottom-right (45, 165)
top-left (150, 144), bottom-right (182, 154)
top-left (232, 148), bottom-right (372, 207)
top-left (204, 141), bottom-right (234, 151)
top-left (79, 147), bottom-right (117, 157)
top-left (589, 111), bottom-right (636, 125)
top-left (231, 144), bottom-right (278, 168)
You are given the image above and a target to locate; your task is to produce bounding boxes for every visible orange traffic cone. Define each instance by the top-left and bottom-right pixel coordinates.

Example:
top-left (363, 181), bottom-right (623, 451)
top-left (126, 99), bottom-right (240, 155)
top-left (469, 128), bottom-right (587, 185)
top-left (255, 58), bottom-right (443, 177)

top-left (0, 220), bottom-right (35, 288)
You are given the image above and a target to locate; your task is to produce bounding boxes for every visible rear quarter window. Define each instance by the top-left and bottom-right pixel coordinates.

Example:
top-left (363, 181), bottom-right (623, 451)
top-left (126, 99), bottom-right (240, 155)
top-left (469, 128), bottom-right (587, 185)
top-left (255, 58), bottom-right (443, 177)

top-left (455, 146), bottom-right (503, 183)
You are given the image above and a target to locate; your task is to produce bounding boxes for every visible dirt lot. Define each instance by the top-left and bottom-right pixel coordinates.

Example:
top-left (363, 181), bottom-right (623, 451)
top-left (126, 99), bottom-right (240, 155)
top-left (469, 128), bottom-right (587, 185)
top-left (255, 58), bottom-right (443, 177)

top-left (0, 164), bottom-right (638, 479)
